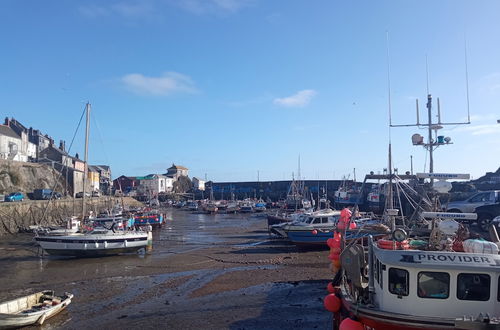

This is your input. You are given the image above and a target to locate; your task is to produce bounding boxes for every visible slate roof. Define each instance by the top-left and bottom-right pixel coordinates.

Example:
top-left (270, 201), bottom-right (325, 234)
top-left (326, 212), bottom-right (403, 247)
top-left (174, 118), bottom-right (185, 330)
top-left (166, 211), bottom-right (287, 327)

top-left (0, 125), bottom-right (21, 139)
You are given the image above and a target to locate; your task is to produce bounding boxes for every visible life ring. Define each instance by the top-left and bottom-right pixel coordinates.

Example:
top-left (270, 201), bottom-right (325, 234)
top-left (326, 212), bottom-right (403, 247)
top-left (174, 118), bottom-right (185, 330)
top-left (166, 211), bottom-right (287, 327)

top-left (377, 239), bottom-right (409, 250)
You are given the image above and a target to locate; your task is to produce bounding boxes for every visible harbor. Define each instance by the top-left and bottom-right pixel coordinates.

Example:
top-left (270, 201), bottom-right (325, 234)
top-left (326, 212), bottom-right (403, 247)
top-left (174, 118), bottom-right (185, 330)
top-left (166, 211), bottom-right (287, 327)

top-left (0, 209), bottom-right (333, 329)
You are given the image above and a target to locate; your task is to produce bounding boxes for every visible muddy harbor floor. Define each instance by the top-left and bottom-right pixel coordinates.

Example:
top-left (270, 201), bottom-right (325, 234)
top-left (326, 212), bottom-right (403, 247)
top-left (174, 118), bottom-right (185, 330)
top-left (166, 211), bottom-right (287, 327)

top-left (0, 209), bottom-right (334, 330)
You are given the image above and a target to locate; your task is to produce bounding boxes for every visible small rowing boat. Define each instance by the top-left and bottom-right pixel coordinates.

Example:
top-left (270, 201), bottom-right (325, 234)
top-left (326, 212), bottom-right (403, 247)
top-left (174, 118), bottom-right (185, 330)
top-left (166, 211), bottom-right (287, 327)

top-left (0, 290), bottom-right (73, 329)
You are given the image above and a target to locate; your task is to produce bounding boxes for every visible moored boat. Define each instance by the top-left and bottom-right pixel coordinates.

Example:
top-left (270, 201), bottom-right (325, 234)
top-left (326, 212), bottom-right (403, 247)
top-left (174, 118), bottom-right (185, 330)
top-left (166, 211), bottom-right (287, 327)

top-left (0, 290), bottom-right (73, 328)
top-left (35, 226), bottom-right (149, 257)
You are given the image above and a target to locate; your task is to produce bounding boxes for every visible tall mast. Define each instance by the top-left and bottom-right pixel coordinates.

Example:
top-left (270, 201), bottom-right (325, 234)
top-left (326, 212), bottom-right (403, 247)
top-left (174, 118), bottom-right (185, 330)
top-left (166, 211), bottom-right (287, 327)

top-left (82, 102), bottom-right (91, 220)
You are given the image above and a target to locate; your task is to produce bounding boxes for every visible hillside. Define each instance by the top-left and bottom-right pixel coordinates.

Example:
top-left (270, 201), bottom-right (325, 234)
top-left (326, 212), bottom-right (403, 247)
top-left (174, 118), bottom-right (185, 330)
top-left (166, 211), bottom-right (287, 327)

top-left (0, 160), bottom-right (66, 195)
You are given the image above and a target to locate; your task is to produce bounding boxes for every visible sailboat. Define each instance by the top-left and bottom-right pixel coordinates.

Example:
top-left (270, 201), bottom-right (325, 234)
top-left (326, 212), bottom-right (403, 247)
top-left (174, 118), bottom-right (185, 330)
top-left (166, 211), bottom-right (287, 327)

top-left (35, 103), bottom-right (149, 257)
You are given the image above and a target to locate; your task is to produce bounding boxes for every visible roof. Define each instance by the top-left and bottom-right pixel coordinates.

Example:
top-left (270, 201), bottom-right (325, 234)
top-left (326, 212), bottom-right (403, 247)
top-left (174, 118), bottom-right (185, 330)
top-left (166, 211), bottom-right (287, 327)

top-left (0, 125), bottom-right (21, 139)
top-left (374, 244), bottom-right (500, 272)
top-left (192, 177), bottom-right (205, 182)
top-left (88, 165), bottom-right (100, 172)
top-left (168, 163), bottom-right (188, 170)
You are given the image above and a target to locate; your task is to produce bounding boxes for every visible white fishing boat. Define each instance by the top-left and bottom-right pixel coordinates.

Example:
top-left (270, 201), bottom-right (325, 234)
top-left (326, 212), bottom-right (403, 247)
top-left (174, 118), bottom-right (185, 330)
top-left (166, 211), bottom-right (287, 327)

top-left (0, 290), bottom-right (73, 328)
top-left (331, 212), bottom-right (500, 329)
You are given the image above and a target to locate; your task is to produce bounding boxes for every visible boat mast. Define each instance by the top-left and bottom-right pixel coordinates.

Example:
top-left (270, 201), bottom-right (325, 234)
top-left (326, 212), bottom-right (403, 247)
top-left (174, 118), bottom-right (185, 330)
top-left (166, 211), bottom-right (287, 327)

top-left (82, 102), bottom-right (90, 220)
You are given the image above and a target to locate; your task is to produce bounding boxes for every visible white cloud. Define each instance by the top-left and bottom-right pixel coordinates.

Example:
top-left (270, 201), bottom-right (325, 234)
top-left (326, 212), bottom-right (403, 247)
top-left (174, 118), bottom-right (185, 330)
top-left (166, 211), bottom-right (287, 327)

top-left (175, 0), bottom-right (253, 15)
top-left (451, 123), bottom-right (500, 136)
top-left (273, 90), bottom-right (317, 108)
top-left (121, 72), bottom-right (197, 96)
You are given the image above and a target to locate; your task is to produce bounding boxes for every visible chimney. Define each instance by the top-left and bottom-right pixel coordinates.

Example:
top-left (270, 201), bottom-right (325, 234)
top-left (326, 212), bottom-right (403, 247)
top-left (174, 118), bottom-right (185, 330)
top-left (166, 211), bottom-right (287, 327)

top-left (4, 117), bottom-right (9, 126)
top-left (59, 140), bottom-right (66, 152)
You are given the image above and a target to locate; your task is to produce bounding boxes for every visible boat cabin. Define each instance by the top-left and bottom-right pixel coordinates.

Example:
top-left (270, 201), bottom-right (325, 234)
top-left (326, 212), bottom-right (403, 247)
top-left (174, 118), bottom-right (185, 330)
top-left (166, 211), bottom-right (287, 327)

top-left (371, 246), bottom-right (500, 319)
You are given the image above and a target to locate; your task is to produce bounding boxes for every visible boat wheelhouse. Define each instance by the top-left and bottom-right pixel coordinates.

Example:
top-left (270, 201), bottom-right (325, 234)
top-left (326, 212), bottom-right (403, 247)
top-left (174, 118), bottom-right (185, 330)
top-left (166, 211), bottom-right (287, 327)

top-left (338, 238), bottom-right (500, 329)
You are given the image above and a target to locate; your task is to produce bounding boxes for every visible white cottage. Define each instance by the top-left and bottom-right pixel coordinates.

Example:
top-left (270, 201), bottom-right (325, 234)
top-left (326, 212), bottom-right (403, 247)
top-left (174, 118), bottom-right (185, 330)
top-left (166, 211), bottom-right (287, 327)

top-left (138, 174), bottom-right (173, 196)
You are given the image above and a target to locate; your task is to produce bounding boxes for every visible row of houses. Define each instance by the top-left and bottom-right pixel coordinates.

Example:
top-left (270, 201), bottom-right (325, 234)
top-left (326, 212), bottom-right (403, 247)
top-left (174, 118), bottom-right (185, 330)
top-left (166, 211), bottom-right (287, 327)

top-left (113, 164), bottom-right (206, 196)
top-left (0, 117), bottom-right (112, 196)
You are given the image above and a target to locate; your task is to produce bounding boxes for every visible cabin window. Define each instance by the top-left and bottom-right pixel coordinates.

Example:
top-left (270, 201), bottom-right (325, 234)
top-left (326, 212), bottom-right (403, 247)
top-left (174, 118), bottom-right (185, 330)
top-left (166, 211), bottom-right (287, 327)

top-left (389, 268), bottom-right (409, 296)
top-left (321, 217), bottom-right (328, 223)
top-left (457, 273), bottom-right (490, 301)
top-left (378, 262), bottom-right (384, 289)
top-left (418, 272), bottom-right (449, 299)
top-left (374, 258), bottom-right (379, 284)
top-left (312, 218), bottom-right (321, 224)
top-left (498, 276), bottom-right (500, 302)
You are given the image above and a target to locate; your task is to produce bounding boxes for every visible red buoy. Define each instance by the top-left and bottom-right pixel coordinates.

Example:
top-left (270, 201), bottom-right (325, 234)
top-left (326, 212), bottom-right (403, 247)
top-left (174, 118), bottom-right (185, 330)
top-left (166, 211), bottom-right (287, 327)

top-left (323, 293), bottom-right (341, 313)
top-left (312, 229), bottom-right (318, 235)
top-left (339, 318), bottom-right (364, 330)
top-left (327, 282), bottom-right (335, 293)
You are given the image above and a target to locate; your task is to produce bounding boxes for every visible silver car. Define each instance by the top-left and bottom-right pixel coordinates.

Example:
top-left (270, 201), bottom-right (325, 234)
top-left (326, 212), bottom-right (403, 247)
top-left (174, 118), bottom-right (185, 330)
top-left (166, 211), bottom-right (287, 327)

top-left (446, 190), bottom-right (500, 213)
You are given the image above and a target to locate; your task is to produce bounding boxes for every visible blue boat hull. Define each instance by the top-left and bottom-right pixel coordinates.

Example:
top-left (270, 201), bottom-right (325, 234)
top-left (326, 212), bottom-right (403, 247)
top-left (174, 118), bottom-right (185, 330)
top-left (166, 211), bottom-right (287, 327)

top-left (286, 230), bottom-right (384, 247)
top-left (134, 214), bottom-right (164, 227)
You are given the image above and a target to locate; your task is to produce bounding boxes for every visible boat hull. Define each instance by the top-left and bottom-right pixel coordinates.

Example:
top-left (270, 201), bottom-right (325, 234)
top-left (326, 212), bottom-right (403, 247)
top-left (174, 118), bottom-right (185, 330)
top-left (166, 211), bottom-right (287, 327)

top-left (0, 291), bottom-right (72, 329)
top-left (35, 235), bottom-right (148, 257)
top-left (134, 214), bottom-right (163, 227)
top-left (287, 230), bottom-right (385, 247)
top-left (340, 297), bottom-right (458, 329)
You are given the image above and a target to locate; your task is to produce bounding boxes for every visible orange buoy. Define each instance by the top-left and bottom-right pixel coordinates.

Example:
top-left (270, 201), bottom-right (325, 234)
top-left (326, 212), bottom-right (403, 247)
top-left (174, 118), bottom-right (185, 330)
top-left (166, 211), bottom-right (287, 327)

top-left (339, 318), bottom-right (364, 330)
top-left (377, 239), bottom-right (409, 250)
top-left (332, 259), bottom-right (341, 268)
top-left (323, 293), bottom-right (341, 313)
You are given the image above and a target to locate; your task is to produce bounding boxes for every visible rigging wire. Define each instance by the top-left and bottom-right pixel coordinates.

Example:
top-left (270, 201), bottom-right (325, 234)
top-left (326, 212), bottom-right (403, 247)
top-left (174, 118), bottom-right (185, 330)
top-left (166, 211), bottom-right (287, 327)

top-left (39, 105), bottom-right (87, 225)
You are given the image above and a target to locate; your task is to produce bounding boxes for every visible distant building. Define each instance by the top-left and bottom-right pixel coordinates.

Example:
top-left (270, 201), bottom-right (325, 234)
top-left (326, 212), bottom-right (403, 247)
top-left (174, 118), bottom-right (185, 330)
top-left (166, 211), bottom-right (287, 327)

top-left (137, 174), bottom-right (173, 196)
top-left (5, 117), bottom-right (54, 161)
top-left (87, 166), bottom-right (101, 192)
top-left (0, 119), bottom-right (37, 161)
top-left (113, 175), bottom-right (139, 193)
top-left (92, 165), bottom-right (112, 194)
top-left (192, 177), bottom-right (206, 191)
top-left (166, 164), bottom-right (189, 180)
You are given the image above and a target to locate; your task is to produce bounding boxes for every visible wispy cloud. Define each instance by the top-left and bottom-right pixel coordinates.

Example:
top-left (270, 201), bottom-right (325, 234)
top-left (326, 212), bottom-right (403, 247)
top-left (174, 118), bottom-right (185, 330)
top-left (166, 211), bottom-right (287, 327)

top-left (174, 0), bottom-right (254, 15)
top-left (79, 2), bottom-right (154, 19)
top-left (450, 123), bottom-right (500, 136)
top-left (121, 72), bottom-right (197, 96)
top-left (273, 90), bottom-right (317, 108)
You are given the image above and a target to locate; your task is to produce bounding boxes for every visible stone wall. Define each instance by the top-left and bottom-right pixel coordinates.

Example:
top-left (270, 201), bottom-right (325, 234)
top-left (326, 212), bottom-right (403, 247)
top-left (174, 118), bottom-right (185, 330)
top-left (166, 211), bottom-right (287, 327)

top-left (0, 197), bottom-right (143, 236)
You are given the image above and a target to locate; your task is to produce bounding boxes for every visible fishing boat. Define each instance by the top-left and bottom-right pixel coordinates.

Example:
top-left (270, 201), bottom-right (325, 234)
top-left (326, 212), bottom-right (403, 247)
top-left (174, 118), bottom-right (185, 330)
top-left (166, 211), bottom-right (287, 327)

top-left (254, 200), bottom-right (267, 213)
top-left (329, 211), bottom-right (500, 329)
top-left (133, 210), bottom-right (164, 228)
top-left (284, 212), bottom-right (388, 247)
top-left (239, 200), bottom-right (254, 213)
top-left (0, 290), bottom-right (73, 328)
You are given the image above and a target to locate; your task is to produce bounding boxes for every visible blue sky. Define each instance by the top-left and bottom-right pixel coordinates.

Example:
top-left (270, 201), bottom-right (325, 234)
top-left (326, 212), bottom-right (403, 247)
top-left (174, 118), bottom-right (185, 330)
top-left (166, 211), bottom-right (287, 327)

top-left (1, 0), bottom-right (499, 182)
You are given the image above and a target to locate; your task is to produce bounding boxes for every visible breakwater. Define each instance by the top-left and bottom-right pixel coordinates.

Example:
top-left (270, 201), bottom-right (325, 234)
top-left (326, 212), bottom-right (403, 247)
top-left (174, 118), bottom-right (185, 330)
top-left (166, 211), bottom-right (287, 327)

top-left (206, 180), bottom-right (347, 200)
top-left (0, 197), bottom-right (142, 236)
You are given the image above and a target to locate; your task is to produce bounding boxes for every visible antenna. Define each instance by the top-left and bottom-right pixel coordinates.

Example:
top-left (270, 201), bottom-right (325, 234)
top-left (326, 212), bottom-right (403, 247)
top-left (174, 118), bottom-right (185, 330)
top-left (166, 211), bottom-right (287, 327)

top-left (425, 55), bottom-right (430, 95)
top-left (386, 31), bottom-right (393, 131)
top-left (390, 54), bottom-right (471, 178)
top-left (464, 36), bottom-right (471, 123)
top-left (437, 98), bottom-right (442, 124)
top-left (416, 99), bottom-right (420, 125)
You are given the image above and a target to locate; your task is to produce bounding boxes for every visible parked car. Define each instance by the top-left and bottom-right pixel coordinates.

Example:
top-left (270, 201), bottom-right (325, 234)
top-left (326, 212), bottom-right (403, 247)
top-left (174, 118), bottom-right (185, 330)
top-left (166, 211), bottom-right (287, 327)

top-left (5, 192), bottom-right (25, 202)
top-left (92, 191), bottom-right (100, 197)
top-left (492, 215), bottom-right (500, 233)
top-left (474, 201), bottom-right (500, 231)
top-left (33, 189), bottom-right (61, 200)
top-left (75, 192), bottom-right (91, 198)
top-left (446, 190), bottom-right (500, 213)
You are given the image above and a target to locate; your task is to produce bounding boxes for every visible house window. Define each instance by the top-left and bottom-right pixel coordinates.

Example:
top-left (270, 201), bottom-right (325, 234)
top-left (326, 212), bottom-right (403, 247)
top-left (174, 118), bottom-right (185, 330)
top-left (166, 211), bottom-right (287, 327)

top-left (389, 268), bottom-right (409, 296)
top-left (418, 272), bottom-right (449, 299)
top-left (457, 273), bottom-right (490, 301)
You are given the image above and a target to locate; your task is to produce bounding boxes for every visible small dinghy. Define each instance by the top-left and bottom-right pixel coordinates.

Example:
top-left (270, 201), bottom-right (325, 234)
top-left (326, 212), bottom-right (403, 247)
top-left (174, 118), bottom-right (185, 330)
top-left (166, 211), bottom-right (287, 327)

top-left (0, 290), bottom-right (73, 329)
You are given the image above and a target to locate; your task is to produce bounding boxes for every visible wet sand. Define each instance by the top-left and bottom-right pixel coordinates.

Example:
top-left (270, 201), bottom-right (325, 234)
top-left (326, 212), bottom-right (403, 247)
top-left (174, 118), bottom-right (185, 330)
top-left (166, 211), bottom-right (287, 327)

top-left (0, 209), bottom-right (334, 329)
